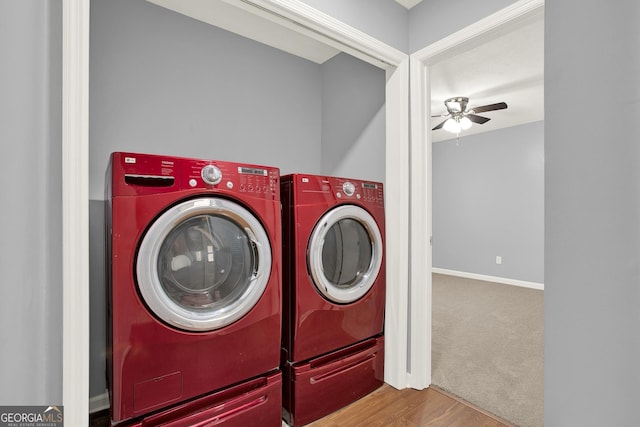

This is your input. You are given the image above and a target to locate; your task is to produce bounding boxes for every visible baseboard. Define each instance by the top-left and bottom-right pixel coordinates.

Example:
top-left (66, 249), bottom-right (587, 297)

top-left (89, 391), bottom-right (109, 414)
top-left (432, 268), bottom-right (544, 290)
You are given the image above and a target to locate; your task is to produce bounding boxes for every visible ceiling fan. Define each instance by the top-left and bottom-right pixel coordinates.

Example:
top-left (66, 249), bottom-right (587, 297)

top-left (432, 96), bottom-right (508, 133)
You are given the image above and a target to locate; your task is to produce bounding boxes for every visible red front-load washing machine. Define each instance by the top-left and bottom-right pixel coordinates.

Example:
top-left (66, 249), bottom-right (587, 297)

top-left (280, 174), bottom-right (386, 427)
top-left (106, 152), bottom-right (282, 426)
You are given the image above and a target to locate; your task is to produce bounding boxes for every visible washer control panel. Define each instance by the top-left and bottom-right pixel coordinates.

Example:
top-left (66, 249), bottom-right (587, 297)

top-left (189, 163), bottom-right (278, 199)
top-left (112, 152), bottom-right (279, 200)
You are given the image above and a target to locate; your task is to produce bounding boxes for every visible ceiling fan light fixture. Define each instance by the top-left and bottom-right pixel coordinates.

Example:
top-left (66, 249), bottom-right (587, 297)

top-left (443, 118), bottom-right (462, 133)
top-left (460, 116), bottom-right (472, 130)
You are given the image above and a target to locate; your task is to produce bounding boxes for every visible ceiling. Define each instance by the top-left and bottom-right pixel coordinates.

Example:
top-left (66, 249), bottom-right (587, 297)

top-left (429, 11), bottom-right (544, 142)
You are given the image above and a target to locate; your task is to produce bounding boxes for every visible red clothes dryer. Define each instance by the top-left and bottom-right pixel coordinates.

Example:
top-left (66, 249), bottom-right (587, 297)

top-left (280, 174), bottom-right (386, 427)
top-left (106, 152), bottom-right (282, 425)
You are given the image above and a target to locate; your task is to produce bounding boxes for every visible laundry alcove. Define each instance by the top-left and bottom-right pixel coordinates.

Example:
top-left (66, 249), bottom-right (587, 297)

top-left (70, 0), bottom-right (412, 423)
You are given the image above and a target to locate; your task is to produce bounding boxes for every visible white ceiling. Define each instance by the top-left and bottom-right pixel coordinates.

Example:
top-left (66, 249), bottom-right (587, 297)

top-left (430, 12), bottom-right (544, 142)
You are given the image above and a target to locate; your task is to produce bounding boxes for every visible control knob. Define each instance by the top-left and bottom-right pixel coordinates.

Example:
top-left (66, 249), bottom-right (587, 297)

top-left (201, 165), bottom-right (222, 185)
top-left (342, 181), bottom-right (356, 197)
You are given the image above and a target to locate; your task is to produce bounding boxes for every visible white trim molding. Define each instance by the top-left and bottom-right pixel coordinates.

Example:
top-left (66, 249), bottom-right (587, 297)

top-left (384, 58), bottom-right (411, 389)
top-left (227, 0), bottom-right (407, 69)
top-left (406, 55), bottom-right (431, 390)
top-left (433, 268), bottom-right (544, 290)
top-left (409, 0), bottom-right (545, 391)
top-left (63, 0), bottom-right (89, 425)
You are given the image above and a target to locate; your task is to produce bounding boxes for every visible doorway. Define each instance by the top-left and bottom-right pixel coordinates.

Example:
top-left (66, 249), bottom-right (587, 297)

top-left (407, 0), bottom-right (545, 409)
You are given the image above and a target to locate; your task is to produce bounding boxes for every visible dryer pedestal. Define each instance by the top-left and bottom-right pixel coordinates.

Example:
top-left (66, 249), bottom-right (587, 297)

top-left (121, 370), bottom-right (282, 427)
top-left (282, 336), bottom-right (384, 427)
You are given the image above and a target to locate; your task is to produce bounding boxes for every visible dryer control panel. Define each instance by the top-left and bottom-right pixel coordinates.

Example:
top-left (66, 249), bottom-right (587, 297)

top-left (287, 174), bottom-right (384, 207)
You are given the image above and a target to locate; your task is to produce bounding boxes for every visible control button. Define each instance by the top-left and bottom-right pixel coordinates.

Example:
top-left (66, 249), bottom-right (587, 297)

top-left (201, 165), bottom-right (222, 185)
top-left (189, 179), bottom-right (197, 188)
top-left (343, 182), bottom-right (356, 197)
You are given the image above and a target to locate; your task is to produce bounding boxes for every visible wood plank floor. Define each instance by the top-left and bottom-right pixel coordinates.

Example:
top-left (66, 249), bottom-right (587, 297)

top-left (308, 385), bottom-right (515, 427)
top-left (90, 385), bottom-right (515, 427)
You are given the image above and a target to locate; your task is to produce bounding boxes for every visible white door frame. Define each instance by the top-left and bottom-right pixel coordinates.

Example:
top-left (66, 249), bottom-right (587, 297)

top-left (62, 1), bottom-right (89, 426)
top-left (62, 0), bottom-right (409, 424)
top-left (408, 0), bottom-right (545, 391)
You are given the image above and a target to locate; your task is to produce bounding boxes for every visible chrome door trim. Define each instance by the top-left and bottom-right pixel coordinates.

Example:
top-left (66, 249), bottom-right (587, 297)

top-left (308, 205), bottom-right (383, 303)
top-left (137, 197), bottom-right (271, 331)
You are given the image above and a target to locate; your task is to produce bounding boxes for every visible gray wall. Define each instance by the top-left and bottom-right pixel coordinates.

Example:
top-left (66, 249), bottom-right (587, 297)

top-left (544, 1), bottom-right (640, 425)
top-left (408, 0), bottom-right (518, 52)
top-left (300, 0), bottom-right (409, 53)
top-left (89, 201), bottom-right (107, 398)
top-left (0, 0), bottom-right (62, 405)
top-left (433, 121), bottom-right (544, 283)
top-left (321, 53), bottom-right (386, 182)
top-left (90, 0), bottom-right (323, 200)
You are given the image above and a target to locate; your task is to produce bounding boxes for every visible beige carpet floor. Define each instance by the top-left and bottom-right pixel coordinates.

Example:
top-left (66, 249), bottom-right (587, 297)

top-left (431, 273), bottom-right (544, 427)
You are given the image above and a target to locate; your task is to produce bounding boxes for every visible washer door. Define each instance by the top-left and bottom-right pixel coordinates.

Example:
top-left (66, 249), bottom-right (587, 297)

top-left (307, 205), bottom-right (383, 304)
top-left (137, 197), bottom-right (271, 331)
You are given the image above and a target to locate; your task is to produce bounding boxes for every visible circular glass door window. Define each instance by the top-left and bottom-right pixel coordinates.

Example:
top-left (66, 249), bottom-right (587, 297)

top-left (307, 205), bottom-right (383, 303)
top-left (137, 197), bottom-right (271, 331)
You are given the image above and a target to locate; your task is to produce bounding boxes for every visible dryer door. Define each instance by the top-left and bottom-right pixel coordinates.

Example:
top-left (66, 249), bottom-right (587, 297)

top-left (136, 197), bottom-right (271, 331)
top-left (307, 205), bottom-right (383, 304)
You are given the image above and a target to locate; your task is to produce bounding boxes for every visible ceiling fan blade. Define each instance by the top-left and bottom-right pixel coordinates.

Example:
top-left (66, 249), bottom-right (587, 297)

top-left (466, 114), bottom-right (491, 124)
top-left (470, 102), bottom-right (508, 114)
top-left (432, 119), bottom-right (448, 130)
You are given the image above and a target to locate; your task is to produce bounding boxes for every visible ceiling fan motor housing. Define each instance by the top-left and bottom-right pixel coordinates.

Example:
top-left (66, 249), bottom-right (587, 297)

top-left (445, 96), bottom-right (469, 113)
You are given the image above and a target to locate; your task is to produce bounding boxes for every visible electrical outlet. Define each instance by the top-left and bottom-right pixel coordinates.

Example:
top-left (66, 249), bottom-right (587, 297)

top-left (496, 256), bottom-right (502, 265)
